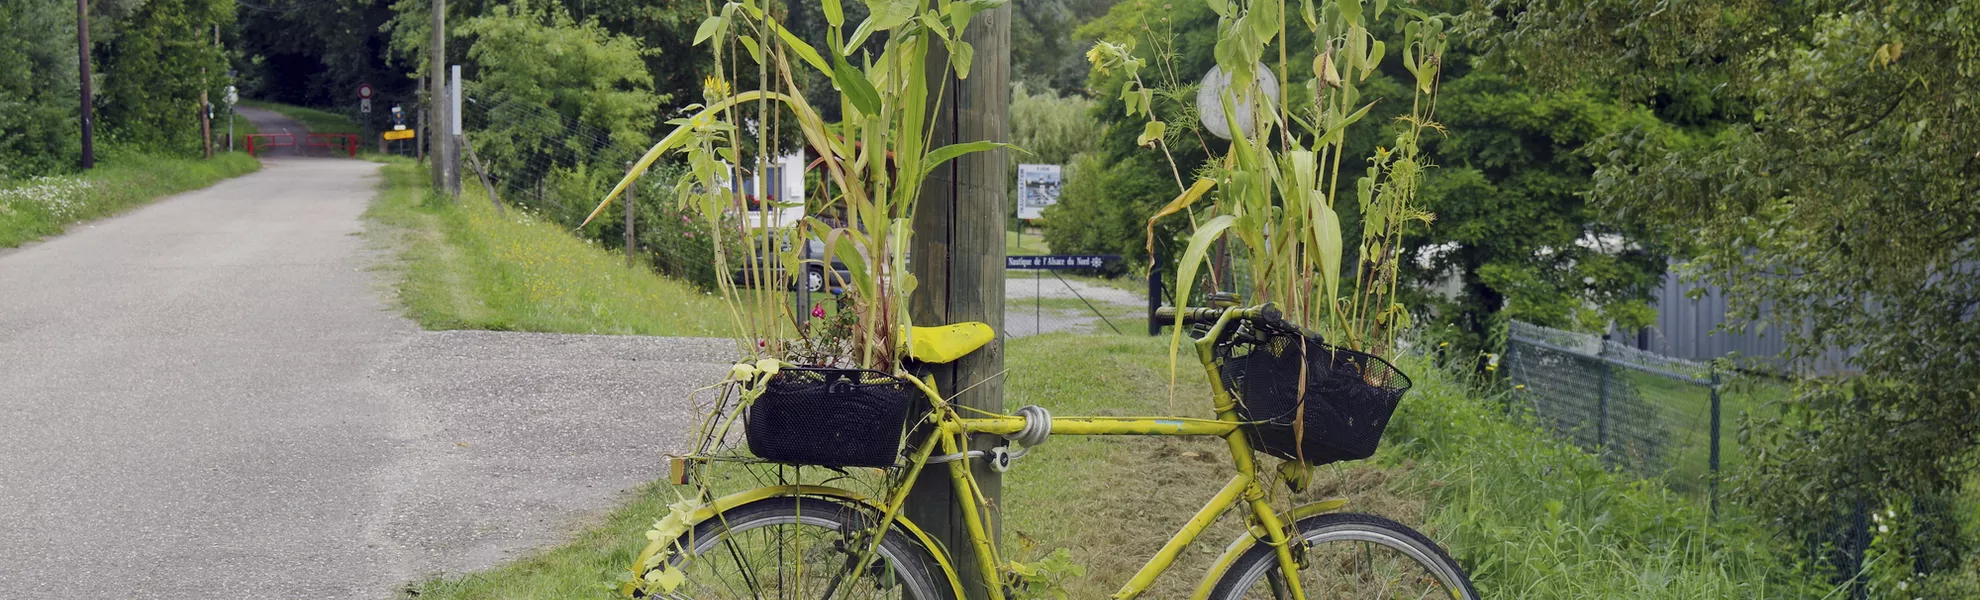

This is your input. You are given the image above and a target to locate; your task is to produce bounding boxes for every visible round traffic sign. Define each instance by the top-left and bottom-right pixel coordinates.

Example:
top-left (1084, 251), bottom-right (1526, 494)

top-left (358, 83), bottom-right (374, 99)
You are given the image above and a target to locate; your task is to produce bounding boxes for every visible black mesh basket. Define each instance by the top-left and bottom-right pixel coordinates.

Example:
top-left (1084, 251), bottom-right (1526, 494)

top-left (744, 367), bottom-right (923, 468)
top-left (1217, 332), bottom-right (1412, 465)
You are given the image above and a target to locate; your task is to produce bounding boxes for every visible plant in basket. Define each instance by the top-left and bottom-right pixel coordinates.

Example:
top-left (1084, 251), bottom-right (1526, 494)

top-left (1094, 0), bottom-right (1448, 466)
top-left (576, 0), bottom-right (1010, 473)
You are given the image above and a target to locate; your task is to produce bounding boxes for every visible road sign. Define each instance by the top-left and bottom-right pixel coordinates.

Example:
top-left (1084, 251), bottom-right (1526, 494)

top-left (382, 130), bottom-right (416, 141)
top-left (1005, 255), bottom-right (1119, 270)
top-left (357, 83), bottom-right (374, 100)
top-left (1017, 164), bottom-right (1062, 219)
top-left (224, 85), bottom-right (238, 106)
top-left (360, 98), bottom-right (371, 113)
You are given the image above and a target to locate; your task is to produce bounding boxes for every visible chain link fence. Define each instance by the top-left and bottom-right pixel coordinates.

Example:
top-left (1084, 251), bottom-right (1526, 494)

top-left (1504, 320), bottom-right (1794, 504)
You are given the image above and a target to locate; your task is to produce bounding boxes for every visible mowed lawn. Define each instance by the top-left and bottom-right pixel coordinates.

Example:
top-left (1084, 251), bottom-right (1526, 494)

top-left (364, 158), bottom-right (735, 336)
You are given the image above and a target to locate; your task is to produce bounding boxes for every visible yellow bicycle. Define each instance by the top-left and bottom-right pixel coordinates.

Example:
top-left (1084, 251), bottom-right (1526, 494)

top-left (632, 303), bottom-right (1478, 600)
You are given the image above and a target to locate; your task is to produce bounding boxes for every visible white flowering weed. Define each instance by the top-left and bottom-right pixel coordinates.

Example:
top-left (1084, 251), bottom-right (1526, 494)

top-left (0, 176), bottom-right (93, 221)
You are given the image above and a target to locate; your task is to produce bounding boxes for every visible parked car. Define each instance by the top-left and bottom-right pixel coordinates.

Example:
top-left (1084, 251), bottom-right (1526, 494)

top-left (733, 236), bottom-right (853, 294)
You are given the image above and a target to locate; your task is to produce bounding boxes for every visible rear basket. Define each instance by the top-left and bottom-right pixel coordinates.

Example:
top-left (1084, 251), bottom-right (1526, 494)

top-left (744, 367), bottom-right (922, 468)
top-left (1217, 333), bottom-right (1411, 465)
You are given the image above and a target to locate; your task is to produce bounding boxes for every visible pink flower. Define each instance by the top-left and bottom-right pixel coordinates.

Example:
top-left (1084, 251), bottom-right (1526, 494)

top-left (811, 303), bottom-right (826, 319)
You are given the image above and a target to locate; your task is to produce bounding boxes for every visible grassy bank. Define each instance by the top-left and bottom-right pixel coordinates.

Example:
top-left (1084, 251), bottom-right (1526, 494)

top-left (239, 99), bottom-right (363, 135)
top-left (406, 327), bottom-right (1822, 599)
top-left (364, 158), bottom-right (733, 336)
top-left (0, 150), bottom-right (259, 248)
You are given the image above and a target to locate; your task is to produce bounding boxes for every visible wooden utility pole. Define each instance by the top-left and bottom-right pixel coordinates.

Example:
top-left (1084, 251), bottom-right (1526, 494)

top-left (77, 0), bottom-right (94, 169)
top-left (201, 24), bottom-right (216, 159)
top-left (903, 5), bottom-right (1010, 599)
top-left (428, 0), bottom-right (447, 191)
top-left (415, 74), bottom-right (426, 164)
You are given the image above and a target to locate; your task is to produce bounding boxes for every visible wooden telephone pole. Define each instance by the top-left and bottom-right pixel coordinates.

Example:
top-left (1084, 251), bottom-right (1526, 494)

top-left (904, 5), bottom-right (1011, 599)
top-left (428, 0), bottom-right (448, 191)
top-left (77, 0), bottom-right (94, 169)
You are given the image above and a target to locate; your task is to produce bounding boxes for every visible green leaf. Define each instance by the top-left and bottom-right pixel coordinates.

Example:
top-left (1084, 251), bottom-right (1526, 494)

top-left (738, 34), bottom-right (763, 63)
top-left (921, 141), bottom-right (1021, 178)
top-left (1207, 0), bottom-right (1229, 17)
top-left (692, 15), bottom-right (723, 45)
top-left (1339, 0), bottom-right (1362, 24)
top-left (1137, 120), bottom-right (1167, 147)
top-left (945, 0), bottom-right (1006, 39)
top-left (833, 53), bottom-right (881, 115)
top-left (822, 0), bottom-right (843, 27)
top-left (949, 39), bottom-right (976, 79)
top-left (1315, 204), bottom-right (1343, 306)
top-left (849, 0), bottom-right (917, 47)
top-left (772, 21), bottom-right (832, 76)
top-left (1168, 214), bottom-right (1239, 382)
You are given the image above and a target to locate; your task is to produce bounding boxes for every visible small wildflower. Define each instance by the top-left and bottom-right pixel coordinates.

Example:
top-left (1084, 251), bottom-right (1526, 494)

top-left (1878, 524), bottom-right (1889, 534)
top-left (1515, 384), bottom-right (1526, 390)
top-left (811, 303), bottom-right (826, 319)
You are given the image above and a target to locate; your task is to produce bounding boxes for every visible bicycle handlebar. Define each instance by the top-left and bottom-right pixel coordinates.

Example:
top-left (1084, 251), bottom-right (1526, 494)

top-left (1153, 303), bottom-right (1285, 327)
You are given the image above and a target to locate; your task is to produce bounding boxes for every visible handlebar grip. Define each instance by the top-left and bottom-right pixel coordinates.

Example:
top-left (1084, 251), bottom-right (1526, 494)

top-left (1154, 306), bottom-right (1225, 325)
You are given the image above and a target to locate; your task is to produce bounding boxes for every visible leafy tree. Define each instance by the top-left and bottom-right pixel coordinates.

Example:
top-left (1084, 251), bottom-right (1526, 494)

top-left (454, 0), bottom-right (658, 224)
top-left (1473, 0), bottom-right (1980, 589)
top-left (1402, 71), bottom-right (1669, 354)
top-left (100, 0), bottom-right (233, 155)
top-left (1012, 0), bottom-right (1117, 93)
top-left (235, 0), bottom-right (405, 110)
top-left (0, 0), bottom-right (81, 178)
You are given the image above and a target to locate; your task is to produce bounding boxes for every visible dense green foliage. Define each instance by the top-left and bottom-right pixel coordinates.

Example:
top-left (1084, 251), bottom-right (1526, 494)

top-left (100, 0), bottom-right (232, 154)
top-left (1012, 0), bottom-right (1117, 92)
top-left (0, 0), bottom-right (82, 179)
top-left (1403, 70), bottom-right (1670, 352)
top-left (1474, 0), bottom-right (1980, 592)
top-left (0, 149), bottom-right (258, 247)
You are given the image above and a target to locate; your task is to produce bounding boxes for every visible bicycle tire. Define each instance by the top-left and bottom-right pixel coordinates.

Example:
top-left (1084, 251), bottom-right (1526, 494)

top-left (641, 496), bottom-right (956, 600)
top-left (1208, 512), bottom-right (1479, 600)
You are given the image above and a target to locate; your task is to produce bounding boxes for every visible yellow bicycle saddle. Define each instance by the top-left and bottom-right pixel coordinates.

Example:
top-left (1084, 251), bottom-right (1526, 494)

top-left (903, 322), bottom-right (995, 364)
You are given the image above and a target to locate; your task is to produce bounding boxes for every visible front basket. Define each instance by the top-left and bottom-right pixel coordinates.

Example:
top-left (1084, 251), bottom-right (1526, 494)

top-left (744, 367), bottom-right (922, 468)
top-left (1217, 333), bottom-right (1412, 465)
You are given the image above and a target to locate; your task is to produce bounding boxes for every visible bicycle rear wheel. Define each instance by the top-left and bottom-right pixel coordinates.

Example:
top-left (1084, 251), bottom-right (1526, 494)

top-left (642, 496), bottom-right (956, 600)
top-left (1209, 512), bottom-right (1478, 600)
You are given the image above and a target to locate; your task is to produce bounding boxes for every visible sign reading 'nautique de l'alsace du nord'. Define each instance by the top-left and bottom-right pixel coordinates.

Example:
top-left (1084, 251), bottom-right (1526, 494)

top-left (1005, 255), bottom-right (1119, 270)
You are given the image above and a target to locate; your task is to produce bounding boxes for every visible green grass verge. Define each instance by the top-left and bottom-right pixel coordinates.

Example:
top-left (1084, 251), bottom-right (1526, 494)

top-left (0, 150), bottom-right (260, 248)
top-left (240, 99), bottom-right (363, 135)
top-left (405, 329), bottom-right (1819, 599)
top-left (1006, 227), bottom-right (1049, 254)
top-left (364, 157), bottom-right (734, 336)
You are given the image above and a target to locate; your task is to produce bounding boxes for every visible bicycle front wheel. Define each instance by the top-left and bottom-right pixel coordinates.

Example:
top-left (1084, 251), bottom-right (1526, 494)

top-left (1209, 513), bottom-right (1478, 600)
top-left (642, 496), bottom-right (956, 600)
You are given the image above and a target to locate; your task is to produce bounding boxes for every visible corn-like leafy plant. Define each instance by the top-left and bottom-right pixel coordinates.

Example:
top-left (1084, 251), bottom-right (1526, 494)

top-left (581, 0), bottom-right (1013, 371)
top-left (1098, 0), bottom-right (1446, 359)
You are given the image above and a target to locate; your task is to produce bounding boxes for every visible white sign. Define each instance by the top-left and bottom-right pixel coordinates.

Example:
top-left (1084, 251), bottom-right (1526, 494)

top-left (360, 98), bottom-right (371, 113)
top-left (224, 85), bottom-right (238, 106)
top-left (357, 83), bottom-right (374, 99)
top-left (1016, 164), bottom-right (1062, 220)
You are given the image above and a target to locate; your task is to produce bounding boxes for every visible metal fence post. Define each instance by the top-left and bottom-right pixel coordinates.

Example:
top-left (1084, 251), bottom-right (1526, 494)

top-left (624, 161), bottom-right (636, 269)
top-left (1596, 343), bottom-right (1611, 451)
top-left (1709, 367), bottom-right (1723, 516)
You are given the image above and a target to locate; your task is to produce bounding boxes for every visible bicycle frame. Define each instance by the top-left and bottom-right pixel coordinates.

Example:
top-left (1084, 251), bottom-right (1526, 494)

top-left (863, 307), bottom-right (1318, 600)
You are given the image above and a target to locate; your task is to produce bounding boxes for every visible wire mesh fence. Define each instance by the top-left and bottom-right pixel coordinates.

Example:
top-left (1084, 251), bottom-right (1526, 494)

top-left (1504, 320), bottom-right (1794, 504)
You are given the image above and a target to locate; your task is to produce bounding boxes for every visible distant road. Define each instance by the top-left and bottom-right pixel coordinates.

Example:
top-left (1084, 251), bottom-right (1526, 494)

top-left (0, 157), bottom-right (727, 598)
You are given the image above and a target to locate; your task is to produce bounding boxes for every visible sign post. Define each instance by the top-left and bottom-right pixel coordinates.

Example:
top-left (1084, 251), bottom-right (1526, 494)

top-left (224, 86), bottom-right (237, 152)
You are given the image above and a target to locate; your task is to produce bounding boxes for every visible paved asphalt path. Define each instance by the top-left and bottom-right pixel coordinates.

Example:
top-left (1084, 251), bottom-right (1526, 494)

top-left (0, 157), bottom-right (729, 598)
top-left (234, 105), bottom-right (307, 157)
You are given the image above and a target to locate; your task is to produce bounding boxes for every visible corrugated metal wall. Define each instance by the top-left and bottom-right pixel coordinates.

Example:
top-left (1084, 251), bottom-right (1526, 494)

top-left (1638, 270), bottom-right (1853, 376)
